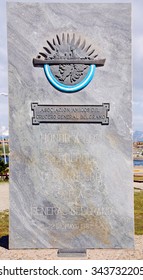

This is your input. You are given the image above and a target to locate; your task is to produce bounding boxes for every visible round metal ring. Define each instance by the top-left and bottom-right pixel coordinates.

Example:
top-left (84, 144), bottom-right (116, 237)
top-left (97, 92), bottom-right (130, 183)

top-left (44, 64), bottom-right (96, 93)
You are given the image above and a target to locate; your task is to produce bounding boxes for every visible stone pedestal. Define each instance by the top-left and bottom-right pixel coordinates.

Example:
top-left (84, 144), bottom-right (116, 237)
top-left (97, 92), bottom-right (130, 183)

top-left (7, 3), bottom-right (134, 249)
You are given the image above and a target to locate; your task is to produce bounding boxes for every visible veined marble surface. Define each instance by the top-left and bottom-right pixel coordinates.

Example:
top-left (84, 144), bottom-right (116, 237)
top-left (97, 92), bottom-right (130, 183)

top-left (7, 3), bottom-right (134, 249)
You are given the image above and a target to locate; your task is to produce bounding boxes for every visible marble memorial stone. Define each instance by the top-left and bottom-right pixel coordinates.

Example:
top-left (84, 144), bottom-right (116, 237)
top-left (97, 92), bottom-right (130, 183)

top-left (7, 2), bottom-right (134, 249)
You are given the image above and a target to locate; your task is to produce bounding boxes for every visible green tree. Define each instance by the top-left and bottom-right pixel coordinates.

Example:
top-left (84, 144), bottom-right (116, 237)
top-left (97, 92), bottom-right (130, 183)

top-left (0, 159), bottom-right (8, 175)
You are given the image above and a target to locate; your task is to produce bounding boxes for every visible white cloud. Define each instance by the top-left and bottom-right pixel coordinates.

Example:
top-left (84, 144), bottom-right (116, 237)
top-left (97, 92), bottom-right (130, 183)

top-left (0, 92), bottom-right (8, 96)
top-left (0, 125), bottom-right (9, 136)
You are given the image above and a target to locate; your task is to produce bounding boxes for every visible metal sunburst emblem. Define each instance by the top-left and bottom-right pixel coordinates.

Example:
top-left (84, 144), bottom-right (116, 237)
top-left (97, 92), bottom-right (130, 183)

top-left (33, 33), bottom-right (106, 93)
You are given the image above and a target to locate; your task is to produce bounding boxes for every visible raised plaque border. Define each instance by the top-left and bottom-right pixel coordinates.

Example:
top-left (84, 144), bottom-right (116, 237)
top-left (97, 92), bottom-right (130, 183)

top-left (31, 103), bottom-right (110, 125)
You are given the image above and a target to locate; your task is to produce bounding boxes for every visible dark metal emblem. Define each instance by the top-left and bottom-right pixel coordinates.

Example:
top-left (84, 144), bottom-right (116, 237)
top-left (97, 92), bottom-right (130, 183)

top-left (31, 103), bottom-right (110, 125)
top-left (33, 33), bottom-right (106, 93)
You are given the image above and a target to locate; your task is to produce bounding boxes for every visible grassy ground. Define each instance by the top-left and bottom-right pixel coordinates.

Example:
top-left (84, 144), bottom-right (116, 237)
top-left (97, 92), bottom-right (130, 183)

top-left (0, 144), bottom-right (9, 155)
top-left (0, 193), bottom-right (143, 239)
top-left (0, 179), bottom-right (9, 183)
top-left (134, 191), bottom-right (143, 235)
top-left (0, 210), bottom-right (9, 238)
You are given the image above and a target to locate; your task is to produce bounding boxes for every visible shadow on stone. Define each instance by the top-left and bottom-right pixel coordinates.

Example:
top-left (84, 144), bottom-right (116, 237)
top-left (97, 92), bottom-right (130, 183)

top-left (0, 235), bottom-right (9, 249)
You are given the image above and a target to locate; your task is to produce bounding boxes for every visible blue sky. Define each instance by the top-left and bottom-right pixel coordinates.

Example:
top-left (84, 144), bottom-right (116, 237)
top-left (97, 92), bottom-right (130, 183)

top-left (0, 0), bottom-right (143, 135)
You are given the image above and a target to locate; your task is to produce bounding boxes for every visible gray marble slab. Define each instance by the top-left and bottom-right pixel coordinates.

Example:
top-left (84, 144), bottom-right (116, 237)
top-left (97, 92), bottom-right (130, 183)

top-left (7, 2), bottom-right (134, 249)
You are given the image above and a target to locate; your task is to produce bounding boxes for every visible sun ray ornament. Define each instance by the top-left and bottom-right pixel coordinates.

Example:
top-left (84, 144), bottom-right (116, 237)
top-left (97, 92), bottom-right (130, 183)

top-left (33, 33), bottom-right (106, 93)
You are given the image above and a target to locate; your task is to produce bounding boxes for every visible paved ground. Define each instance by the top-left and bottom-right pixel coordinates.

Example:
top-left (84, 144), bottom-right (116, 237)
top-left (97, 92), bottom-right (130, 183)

top-left (0, 182), bottom-right (143, 260)
top-left (0, 182), bottom-right (9, 211)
